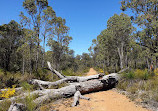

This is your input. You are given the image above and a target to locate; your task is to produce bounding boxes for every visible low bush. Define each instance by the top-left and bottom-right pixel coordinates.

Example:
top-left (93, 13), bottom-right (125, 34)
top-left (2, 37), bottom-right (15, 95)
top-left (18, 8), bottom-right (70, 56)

top-left (24, 94), bottom-right (37, 111)
top-left (117, 71), bottom-right (158, 108)
top-left (62, 68), bottom-right (76, 76)
top-left (0, 85), bottom-right (16, 99)
top-left (122, 71), bottom-right (135, 79)
top-left (20, 82), bottom-right (34, 91)
top-left (0, 100), bottom-right (11, 111)
top-left (134, 69), bottom-right (149, 80)
top-left (122, 69), bottom-right (151, 80)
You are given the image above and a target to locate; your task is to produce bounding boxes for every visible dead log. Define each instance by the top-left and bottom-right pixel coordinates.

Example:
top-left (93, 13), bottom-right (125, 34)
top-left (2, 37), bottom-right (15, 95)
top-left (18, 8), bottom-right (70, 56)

top-left (3, 73), bottom-right (119, 106)
top-left (29, 62), bottom-right (104, 88)
top-left (30, 73), bottom-right (104, 88)
top-left (0, 87), bottom-right (23, 92)
top-left (47, 61), bottom-right (104, 81)
top-left (33, 73), bottom-right (119, 105)
top-left (5, 63), bottom-right (128, 110)
top-left (47, 61), bottom-right (65, 79)
top-left (8, 102), bottom-right (26, 111)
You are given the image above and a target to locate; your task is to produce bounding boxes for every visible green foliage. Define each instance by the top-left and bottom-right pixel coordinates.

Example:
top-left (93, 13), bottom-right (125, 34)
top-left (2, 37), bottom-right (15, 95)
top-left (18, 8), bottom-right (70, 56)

top-left (0, 100), bottom-right (11, 111)
top-left (117, 72), bottom-right (158, 104)
top-left (121, 0), bottom-right (158, 69)
top-left (62, 68), bottom-right (76, 76)
top-left (20, 82), bottom-right (33, 91)
top-left (34, 69), bottom-right (51, 80)
top-left (62, 67), bottom-right (88, 77)
top-left (15, 94), bottom-right (38, 111)
top-left (122, 69), bottom-right (150, 80)
top-left (122, 71), bottom-right (135, 79)
top-left (134, 69), bottom-right (149, 80)
top-left (0, 20), bottom-right (22, 71)
top-left (90, 13), bottom-right (134, 71)
top-left (116, 79), bottom-right (128, 91)
top-left (24, 94), bottom-right (37, 111)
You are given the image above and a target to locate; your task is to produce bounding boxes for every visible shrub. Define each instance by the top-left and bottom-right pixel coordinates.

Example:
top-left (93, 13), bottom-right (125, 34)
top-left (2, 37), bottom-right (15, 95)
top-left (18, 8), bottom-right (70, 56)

top-left (0, 100), bottom-right (11, 111)
top-left (0, 85), bottom-right (16, 99)
top-left (15, 94), bottom-right (38, 111)
top-left (134, 69), bottom-right (149, 80)
top-left (62, 68), bottom-right (76, 76)
top-left (154, 68), bottom-right (158, 76)
top-left (122, 71), bottom-right (135, 79)
top-left (98, 68), bottom-right (104, 73)
top-left (5, 77), bottom-right (19, 88)
top-left (122, 69), bottom-right (150, 80)
top-left (20, 82), bottom-right (33, 91)
top-left (24, 94), bottom-right (37, 111)
top-left (127, 83), bottom-right (138, 94)
top-left (116, 79), bottom-right (128, 90)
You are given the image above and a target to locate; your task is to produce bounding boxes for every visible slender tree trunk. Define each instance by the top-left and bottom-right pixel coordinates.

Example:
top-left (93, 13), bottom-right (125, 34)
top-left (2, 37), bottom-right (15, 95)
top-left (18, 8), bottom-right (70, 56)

top-left (29, 41), bottom-right (33, 75)
top-left (42, 35), bottom-right (46, 68)
top-left (35, 30), bottom-right (40, 72)
top-left (146, 57), bottom-right (150, 70)
top-left (155, 27), bottom-right (158, 69)
top-left (22, 56), bottom-right (25, 75)
top-left (118, 42), bottom-right (124, 69)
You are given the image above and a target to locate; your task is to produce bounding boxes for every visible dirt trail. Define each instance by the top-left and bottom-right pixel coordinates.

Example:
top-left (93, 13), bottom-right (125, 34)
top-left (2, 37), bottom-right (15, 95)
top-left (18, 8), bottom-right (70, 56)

top-left (54, 68), bottom-right (150, 111)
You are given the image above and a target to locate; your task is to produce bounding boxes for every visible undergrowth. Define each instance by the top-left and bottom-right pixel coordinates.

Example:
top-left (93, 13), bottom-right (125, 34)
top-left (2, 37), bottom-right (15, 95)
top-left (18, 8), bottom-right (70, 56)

top-left (117, 68), bottom-right (158, 109)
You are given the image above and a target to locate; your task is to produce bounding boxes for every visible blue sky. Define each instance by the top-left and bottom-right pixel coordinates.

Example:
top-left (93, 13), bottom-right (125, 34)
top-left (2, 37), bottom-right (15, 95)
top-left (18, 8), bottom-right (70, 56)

top-left (0, 0), bottom-right (132, 55)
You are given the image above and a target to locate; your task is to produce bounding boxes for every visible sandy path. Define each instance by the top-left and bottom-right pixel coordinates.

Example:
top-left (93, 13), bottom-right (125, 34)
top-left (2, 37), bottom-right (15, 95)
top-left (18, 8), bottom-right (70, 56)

top-left (53, 68), bottom-right (150, 111)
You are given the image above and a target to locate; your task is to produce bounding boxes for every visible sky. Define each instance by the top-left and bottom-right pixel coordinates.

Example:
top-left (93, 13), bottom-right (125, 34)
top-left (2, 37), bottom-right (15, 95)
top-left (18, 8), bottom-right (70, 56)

top-left (0, 0), bottom-right (132, 55)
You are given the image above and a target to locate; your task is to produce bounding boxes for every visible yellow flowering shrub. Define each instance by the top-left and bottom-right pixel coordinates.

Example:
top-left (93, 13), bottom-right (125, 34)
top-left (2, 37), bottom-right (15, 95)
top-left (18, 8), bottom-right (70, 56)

top-left (99, 68), bottom-right (104, 73)
top-left (134, 69), bottom-right (149, 80)
top-left (105, 71), bottom-right (109, 75)
top-left (154, 68), bottom-right (158, 76)
top-left (0, 85), bottom-right (16, 98)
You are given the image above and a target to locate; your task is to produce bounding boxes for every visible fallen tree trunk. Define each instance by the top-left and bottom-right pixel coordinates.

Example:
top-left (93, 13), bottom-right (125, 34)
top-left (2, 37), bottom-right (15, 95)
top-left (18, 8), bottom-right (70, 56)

top-left (47, 62), bottom-right (104, 81)
top-left (29, 62), bottom-right (105, 88)
top-left (47, 61), bottom-right (65, 79)
top-left (8, 102), bottom-right (26, 111)
top-left (33, 73), bottom-right (119, 105)
top-left (2, 73), bottom-right (119, 106)
top-left (0, 87), bottom-right (23, 92)
top-left (5, 61), bottom-right (124, 110)
top-left (30, 73), bottom-right (104, 88)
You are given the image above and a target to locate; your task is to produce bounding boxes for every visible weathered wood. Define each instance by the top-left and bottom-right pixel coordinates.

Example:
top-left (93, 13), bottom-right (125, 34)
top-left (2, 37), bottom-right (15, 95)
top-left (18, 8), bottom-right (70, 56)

top-left (47, 61), bottom-right (104, 82)
top-left (47, 61), bottom-right (65, 79)
top-left (30, 73), bottom-right (104, 88)
top-left (5, 64), bottom-right (129, 110)
top-left (72, 91), bottom-right (90, 107)
top-left (0, 87), bottom-right (23, 92)
top-left (30, 62), bottom-right (105, 88)
top-left (33, 73), bottom-right (119, 105)
top-left (8, 102), bottom-right (25, 111)
top-left (5, 72), bottom-right (119, 111)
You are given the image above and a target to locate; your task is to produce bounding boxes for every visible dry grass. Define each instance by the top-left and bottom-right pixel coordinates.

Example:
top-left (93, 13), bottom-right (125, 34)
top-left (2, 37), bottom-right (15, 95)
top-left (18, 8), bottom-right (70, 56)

top-left (117, 70), bottom-right (158, 110)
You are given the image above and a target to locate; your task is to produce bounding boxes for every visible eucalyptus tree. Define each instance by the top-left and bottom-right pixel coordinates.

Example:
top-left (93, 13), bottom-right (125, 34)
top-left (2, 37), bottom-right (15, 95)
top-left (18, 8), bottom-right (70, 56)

top-left (90, 13), bottom-right (134, 71)
top-left (107, 13), bottom-right (134, 69)
top-left (121, 0), bottom-right (158, 68)
top-left (21, 0), bottom-right (49, 71)
top-left (0, 20), bottom-right (22, 71)
top-left (41, 6), bottom-right (56, 67)
top-left (47, 17), bottom-right (72, 70)
top-left (17, 29), bottom-right (36, 74)
top-left (97, 29), bottom-right (119, 71)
